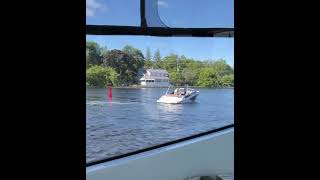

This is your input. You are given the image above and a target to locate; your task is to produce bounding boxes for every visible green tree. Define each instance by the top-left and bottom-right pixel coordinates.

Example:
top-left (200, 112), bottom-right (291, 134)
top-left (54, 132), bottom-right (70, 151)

top-left (153, 49), bottom-right (162, 68)
top-left (182, 67), bottom-right (197, 86)
top-left (123, 45), bottom-right (143, 59)
top-left (86, 41), bottom-right (102, 67)
top-left (177, 55), bottom-right (188, 71)
top-left (145, 47), bottom-right (153, 68)
top-left (197, 68), bottom-right (220, 87)
top-left (221, 74), bottom-right (234, 87)
top-left (100, 46), bottom-right (108, 57)
top-left (86, 49), bottom-right (90, 68)
top-left (122, 45), bottom-right (145, 70)
top-left (102, 50), bottom-right (142, 85)
top-left (85, 40), bottom-right (234, 87)
top-left (169, 71), bottom-right (184, 86)
top-left (86, 66), bottom-right (119, 87)
top-left (211, 59), bottom-right (233, 77)
top-left (162, 54), bottom-right (179, 72)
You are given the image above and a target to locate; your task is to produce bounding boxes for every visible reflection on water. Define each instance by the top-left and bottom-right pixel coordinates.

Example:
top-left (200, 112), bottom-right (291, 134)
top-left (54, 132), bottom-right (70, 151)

top-left (86, 87), bottom-right (234, 163)
top-left (156, 103), bottom-right (200, 114)
top-left (157, 103), bottom-right (184, 113)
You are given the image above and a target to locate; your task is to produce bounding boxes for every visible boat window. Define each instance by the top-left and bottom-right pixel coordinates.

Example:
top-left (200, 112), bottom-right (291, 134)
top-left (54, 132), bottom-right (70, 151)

top-left (86, 0), bottom-right (140, 26)
top-left (157, 0), bottom-right (233, 28)
top-left (86, 0), bottom-right (233, 166)
top-left (86, 35), bottom-right (234, 164)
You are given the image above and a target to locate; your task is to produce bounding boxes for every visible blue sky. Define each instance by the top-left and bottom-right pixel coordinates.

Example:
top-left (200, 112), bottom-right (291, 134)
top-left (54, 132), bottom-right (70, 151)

top-left (86, 0), bottom-right (234, 65)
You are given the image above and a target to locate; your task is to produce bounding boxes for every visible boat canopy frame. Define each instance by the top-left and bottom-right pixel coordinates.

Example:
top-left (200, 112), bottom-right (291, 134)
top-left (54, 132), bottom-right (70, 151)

top-left (87, 0), bottom-right (234, 37)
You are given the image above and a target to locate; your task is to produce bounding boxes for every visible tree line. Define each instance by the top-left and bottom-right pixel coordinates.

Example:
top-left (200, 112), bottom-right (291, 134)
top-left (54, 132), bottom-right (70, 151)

top-left (86, 41), bottom-right (234, 87)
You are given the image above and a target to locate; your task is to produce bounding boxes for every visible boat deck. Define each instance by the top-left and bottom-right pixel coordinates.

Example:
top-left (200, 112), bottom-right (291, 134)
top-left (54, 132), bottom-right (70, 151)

top-left (164, 94), bottom-right (181, 97)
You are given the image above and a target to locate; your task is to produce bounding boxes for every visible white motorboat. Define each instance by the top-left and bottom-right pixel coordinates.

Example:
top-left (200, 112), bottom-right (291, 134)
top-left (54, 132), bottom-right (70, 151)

top-left (157, 85), bottom-right (200, 104)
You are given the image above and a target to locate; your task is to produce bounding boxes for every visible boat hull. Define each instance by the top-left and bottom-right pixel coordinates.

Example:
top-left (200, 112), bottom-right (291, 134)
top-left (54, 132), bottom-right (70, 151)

top-left (157, 92), bottom-right (199, 104)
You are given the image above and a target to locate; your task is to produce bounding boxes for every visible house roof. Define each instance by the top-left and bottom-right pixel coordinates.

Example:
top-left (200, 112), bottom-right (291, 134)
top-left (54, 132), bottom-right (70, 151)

top-left (146, 69), bottom-right (168, 74)
top-left (140, 76), bottom-right (169, 80)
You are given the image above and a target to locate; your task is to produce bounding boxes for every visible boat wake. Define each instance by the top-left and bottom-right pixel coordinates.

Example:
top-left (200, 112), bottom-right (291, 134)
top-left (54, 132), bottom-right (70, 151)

top-left (86, 101), bottom-right (137, 106)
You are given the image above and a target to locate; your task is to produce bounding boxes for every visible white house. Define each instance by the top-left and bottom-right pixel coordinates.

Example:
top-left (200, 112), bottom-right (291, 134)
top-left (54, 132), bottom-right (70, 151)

top-left (140, 69), bottom-right (170, 87)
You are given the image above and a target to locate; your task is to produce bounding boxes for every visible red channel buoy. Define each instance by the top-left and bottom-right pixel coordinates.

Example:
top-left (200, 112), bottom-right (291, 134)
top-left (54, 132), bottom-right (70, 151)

top-left (108, 86), bottom-right (112, 98)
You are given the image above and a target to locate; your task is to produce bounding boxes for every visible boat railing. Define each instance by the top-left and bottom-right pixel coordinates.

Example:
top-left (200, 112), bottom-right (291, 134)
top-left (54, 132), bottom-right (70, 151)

top-left (165, 85), bottom-right (171, 95)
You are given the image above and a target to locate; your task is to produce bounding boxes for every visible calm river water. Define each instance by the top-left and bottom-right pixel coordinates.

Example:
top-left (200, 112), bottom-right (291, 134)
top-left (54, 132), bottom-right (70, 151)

top-left (86, 87), bottom-right (234, 163)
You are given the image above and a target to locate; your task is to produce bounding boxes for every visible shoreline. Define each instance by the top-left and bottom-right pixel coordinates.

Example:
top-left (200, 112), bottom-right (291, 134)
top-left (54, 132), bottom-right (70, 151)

top-left (86, 85), bottom-right (234, 89)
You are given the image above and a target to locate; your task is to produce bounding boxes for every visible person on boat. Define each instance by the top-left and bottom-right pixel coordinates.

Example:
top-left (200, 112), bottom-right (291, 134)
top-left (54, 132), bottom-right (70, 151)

top-left (174, 88), bottom-right (178, 95)
top-left (181, 89), bottom-right (186, 95)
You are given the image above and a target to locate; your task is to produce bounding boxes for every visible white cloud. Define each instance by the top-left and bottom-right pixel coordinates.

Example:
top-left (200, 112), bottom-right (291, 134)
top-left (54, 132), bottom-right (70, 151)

top-left (86, 0), bottom-right (106, 17)
top-left (157, 0), bottom-right (169, 8)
